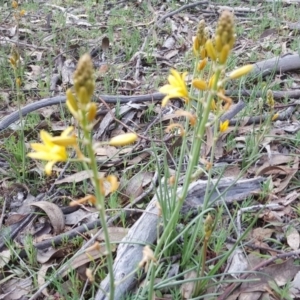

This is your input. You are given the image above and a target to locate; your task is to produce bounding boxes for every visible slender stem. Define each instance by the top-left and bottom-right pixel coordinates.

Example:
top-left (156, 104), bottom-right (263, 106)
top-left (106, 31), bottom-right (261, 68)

top-left (14, 68), bottom-right (26, 182)
top-left (154, 71), bottom-right (220, 257)
top-left (82, 117), bottom-right (115, 300)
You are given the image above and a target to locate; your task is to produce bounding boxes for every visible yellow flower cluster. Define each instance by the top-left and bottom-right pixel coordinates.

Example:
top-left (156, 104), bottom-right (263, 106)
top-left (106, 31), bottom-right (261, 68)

top-left (28, 54), bottom-right (138, 175)
top-left (66, 54), bottom-right (97, 127)
top-left (12, 0), bottom-right (26, 19)
top-left (158, 10), bottom-right (254, 136)
top-left (213, 10), bottom-right (235, 64)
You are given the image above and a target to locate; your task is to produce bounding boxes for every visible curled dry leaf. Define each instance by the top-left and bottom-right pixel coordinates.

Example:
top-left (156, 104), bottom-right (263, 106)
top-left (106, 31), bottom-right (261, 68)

top-left (37, 247), bottom-right (66, 264)
top-left (30, 201), bottom-right (65, 234)
top-left (180, 270), bottom-right (197, 299)
top-left (101, 36), bottom-right (110, 51)
top-left (37, 263), bottom-right (53, 297)
top-left (0, 249), bottom-right (10, 268)
top-left (61, 244), bottom-right (115, 278)
top-left (286, 226), bottom-right (300, 250)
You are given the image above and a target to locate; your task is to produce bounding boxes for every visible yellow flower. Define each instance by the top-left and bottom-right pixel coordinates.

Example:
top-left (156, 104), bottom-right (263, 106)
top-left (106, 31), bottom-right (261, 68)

top-left (27, 127), bottom-right (75, 175)
top-left (12, 0), bottom-right (18, 8)
top-left (219, 120), bottom-right (229, 132)
top-left (229, 65), bottom-right (253, 79)
top-left (109, 133), bottom-right (138, 146)
top-left (159, 69), bottom-right (189, 107)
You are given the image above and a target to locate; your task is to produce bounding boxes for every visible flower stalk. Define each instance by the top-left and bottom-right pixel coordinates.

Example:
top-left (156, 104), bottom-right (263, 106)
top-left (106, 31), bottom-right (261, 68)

top-left (149, 10), bottom-right (254, 296)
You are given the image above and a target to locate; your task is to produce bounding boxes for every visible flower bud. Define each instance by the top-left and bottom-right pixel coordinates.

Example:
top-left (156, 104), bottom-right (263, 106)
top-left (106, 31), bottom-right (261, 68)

top-left (205, 39), bottom-right (217, 61)
top-left (109, 133), bottom-right (138, 146)
top-left (192, 79), bottom-right (207, 91)
top-left (229, 64), bottom-right (253, 79)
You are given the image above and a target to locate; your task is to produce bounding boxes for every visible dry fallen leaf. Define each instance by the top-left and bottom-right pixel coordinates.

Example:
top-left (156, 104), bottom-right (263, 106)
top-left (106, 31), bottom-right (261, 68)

top-left (30, 201), bottom-right (65, 234)
top-left (55, 170), bottom-right (105, 185)
top-left (61, 244), bottom-right (115, 278)
top-left (37, 263), bottom-right (53, 297)
top-left (1, 277), bottom-right (32, 300)
top-left (286, 226), bottom-right (300, 250)
top-left (37, 247), bottom-right (66, 264)
top-left (0, 249), bottom-right (10, 268)
top-left (180, 270), bottom-right (197, 299)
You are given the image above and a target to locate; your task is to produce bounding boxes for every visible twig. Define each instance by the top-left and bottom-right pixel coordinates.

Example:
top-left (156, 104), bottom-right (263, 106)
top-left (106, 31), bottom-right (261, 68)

top-left (157, 1), bottom-right (209, 25)
top-left (229, 105), bottom-right (297, 126)
top-left (97, 96), bottom-right (162, 143)
top-left (236, 204), bottom-right (283, 238)
top-left (0, 198), bottom-right (7, 231)
top-left (225, 237), bottom-right (284, 254)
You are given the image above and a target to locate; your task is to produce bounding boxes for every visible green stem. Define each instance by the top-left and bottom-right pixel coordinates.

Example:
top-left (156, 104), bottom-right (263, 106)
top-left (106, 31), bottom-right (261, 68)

top-left (154, 69), bottom-right (221, 258)
top-left (14, 69), bottom-right (25, 182)
top-left (82, 119), bottom-right (115, 300)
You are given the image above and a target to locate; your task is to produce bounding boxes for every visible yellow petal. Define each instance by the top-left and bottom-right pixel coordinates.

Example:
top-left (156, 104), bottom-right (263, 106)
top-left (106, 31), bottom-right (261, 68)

top-left (161, 95), bottom-right (171, 107)
top-left (45, 161), bottom-right (56, 175)
top-left (40, 130), bottom-right (55, 147)
top-left (170, 69), bottom-right (182, 83)
top-left (27, 151), bottom-right (65, 161)
top-left (109, 133), bottom-right (138, 146)
top-left (229, 65), bottom-right (253, 79)
top-left (159, 84), bottom-right (174, 94)
top-left (61, 126), bottom-right (74, 137)
top-left (106, 175), bottom-right (119, 193)
top-left (219, 120), bottom-right (229, 132)
top-left (30, 143), bottom-right (50, 152)
top-left (66, 99), bottom-right (79, 119)
top-left (51, 136), bottom-right (77, 146)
